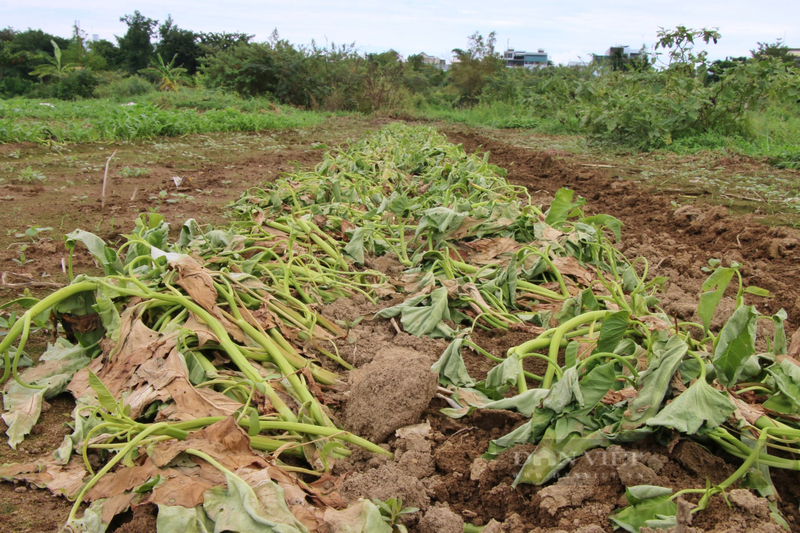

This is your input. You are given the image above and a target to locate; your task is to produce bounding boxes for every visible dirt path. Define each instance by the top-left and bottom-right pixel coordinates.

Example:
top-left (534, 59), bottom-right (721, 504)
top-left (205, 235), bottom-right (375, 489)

top-left (2, 119), bottom-right (800, 532)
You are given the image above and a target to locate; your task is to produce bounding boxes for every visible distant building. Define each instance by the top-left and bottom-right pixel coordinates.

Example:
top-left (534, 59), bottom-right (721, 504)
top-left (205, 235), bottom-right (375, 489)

top-left (503, 48), bottom-right (548, 69)
top-left (592, 45), bottom-right (643, 63)
top-left (417, 52), bottom-right (446, 69)
top-left (788, 48), bottom-right (800, 58)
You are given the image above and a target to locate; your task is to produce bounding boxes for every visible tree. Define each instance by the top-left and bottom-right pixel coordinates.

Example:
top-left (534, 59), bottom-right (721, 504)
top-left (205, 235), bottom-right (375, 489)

top-left (655, 26), bottom-right (720, 75)
top-left (359, 50), bottom-right (405, 112)
top-left (117, 11), bottom-right (158, 74)
top-left (751, 39), bottom-right (799, 67)
top-left (90, 39), bottom-right (121, 70)
top-left (449, 31), bottom-right (503, 104)
top-left (156, 16), bottom-right (201, 75)
top-left (139, 53), bottom-right (187, 91)
top-left (8, 29), bottom-right (69, 54)
top-left (0, 41), bottom-right (28, 83)
top-left (28, 40), bottom-right (77, 80)
top-left (0, 27), bottom-right (16, 43)
top-left (708, 56), bottom-right (748, 83)
top-left (198, 31), bottom-right (254, 54)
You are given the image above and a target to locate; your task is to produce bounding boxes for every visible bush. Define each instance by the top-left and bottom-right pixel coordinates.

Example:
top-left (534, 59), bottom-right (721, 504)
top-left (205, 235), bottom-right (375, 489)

top-left (0, 76), bottom-right (34, 97)
top-left (29, 69), bottom-right (100, 100)
top-left (95, 74), bottom-right (155, 99)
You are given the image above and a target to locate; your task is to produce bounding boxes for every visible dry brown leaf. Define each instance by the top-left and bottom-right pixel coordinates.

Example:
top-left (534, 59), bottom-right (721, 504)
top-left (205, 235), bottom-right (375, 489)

top-left (457, 389), bottom-right (488, 408)
top-left (539, 226), bottom-right (563, 242)
top-left (174, 257), bottom-right (219, 313)
top-left (250, 304), bottom-right (278, 331)
top-left (68, 315), bottom-right (179, 398)
top-left (182, 315), bottom-right (220, 347)
top-left (87, 462), bottom-right (157, 501)
top-left (446, 217), bottom-right (484, 240)
top-left (101, 492), bottom-right (136, 524)
top-left (600, 387), bottom-right (637, 405)
top-left (551, 256), bottom-right (594, 286)
top-left (464, 237), bottom-right (520, 265)
top-left (788, 327), bottom-right (800, 358)
top-left (150, 350), bottom-right (240, 422)
top-left (637, 315), bottom-right (673, 331)
top-left (729, 393), bottom-right (767, 426)
top-left (0, 456), bottom-right (86, 498)
top-left (670, 370), bottom-right (687, 393)
top-left (148, 463), bottom-right (223, 508)
top-left (306, 472), bottom-right (346, 508)
top-left (150, 417), bottom-right (268, 472)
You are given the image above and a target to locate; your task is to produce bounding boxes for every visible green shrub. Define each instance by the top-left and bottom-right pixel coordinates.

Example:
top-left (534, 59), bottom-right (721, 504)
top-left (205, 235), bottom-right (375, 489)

top-left (0, 76), bottom-right (34, 97)
top-left (95, 74), bottom-right (155, 99)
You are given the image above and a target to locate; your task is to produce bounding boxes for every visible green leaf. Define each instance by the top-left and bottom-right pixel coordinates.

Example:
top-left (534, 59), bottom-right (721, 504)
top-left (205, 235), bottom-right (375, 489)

top-left (595, 311), bottom-right (631, 355)
top-left (483, 388), bottom-right (550, 417)
top-left (156, 505), bottom-right (213, 533)
top-left (320, 499), bottom-right (392, 533)
top-left (485, 353), bottom-right (522, 393)
top-left (542, 367), bottom-right (583, 413)
top-left (66, 499), bottom-right (108, 533)
top-left (2, 338), bottom-right (91, 449)
top-left (743, 286), bottom-right (771, 297)
top-left (343, 227), bottom-right (366, 264)
top-left (65, 229), bottom-right (123, 275)
top-left (431, 339), bottom-right (475, 387)
top-left (620, 336), bottom-right (688, 430)
top-left (375, 287), bottom-right (455, 338)
top-left (92, 287), bottom-right (120, 344)
top-left (88, 369), bottom-right (118, 414)
top-left (2, 390), bottom-right (44, 450)
top-left (203, 468), bottom-right (308, 533)
top-left (512, 426), bottom-right (608, 486)
top-left (582, 214), bottom-right (623, 241)
top-left (697, 264), bottom-right (736, 334)
top-left (712, 305), bottom-right (758, 387)
top-left (772, 309), bottom-right (788, 356)
top-left (134, 475), bottom-right (162, 494)
top-left (765, 359), bottom-right (800, 411)
top-left (248, 409), bottom-right (261, 437)
top-left (545, 188), bottom-right (586, 228)
top-left (621, 266), bottom-right (640, 293)
top-left (575, 362), bottom-right (618, 414)
top-left (611, 486), bottom-right (677, 533)
top-left (646, 378), bottom-right (736, 434)
top-left (414, 207), bottom-right (467, 237)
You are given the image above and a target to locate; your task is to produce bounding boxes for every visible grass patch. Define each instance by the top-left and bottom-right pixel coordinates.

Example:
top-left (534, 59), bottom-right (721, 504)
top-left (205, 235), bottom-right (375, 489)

top-left (0, 90), bottom-right (328, 144)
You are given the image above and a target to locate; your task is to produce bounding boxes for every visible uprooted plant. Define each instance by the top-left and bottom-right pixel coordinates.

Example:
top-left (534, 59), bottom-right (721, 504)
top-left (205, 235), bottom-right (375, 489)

top-left (1, 124), bottom-right (796, 532)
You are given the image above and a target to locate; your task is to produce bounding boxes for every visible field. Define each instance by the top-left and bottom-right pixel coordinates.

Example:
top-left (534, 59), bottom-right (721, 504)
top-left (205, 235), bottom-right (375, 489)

top-left (2, 114), bottom-right (800, 533)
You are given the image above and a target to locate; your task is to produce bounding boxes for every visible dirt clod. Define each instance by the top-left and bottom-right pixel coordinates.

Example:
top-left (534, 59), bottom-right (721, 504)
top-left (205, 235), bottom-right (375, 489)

top-left (344, 346), bottom-right (438, 443)
top-left (418, 504), bottom-right (464, 533)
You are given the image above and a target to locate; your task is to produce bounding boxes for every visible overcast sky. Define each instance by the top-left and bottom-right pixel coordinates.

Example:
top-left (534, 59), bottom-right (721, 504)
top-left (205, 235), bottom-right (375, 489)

top-left (4, 0), bottom-right (799, 66)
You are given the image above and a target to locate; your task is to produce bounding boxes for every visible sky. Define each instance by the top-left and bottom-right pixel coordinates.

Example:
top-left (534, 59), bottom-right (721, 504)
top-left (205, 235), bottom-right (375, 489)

top-left (3, 0), bottom-right (799, 66)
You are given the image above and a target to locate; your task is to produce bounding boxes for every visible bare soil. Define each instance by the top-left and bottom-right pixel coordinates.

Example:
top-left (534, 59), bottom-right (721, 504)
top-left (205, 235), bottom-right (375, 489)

top-left (2, 117), bottom-right (800, 532)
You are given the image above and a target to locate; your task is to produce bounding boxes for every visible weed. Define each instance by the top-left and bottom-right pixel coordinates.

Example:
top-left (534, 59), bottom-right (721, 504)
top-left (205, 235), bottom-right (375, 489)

top-left (17, 165), bottom-right (46, 182)
top-left (118, 166), bottom-right (150, 178)
top-left (372, 498), bottom-right (419, 532)
top-left (11, 244), bottom-right (33, 266)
